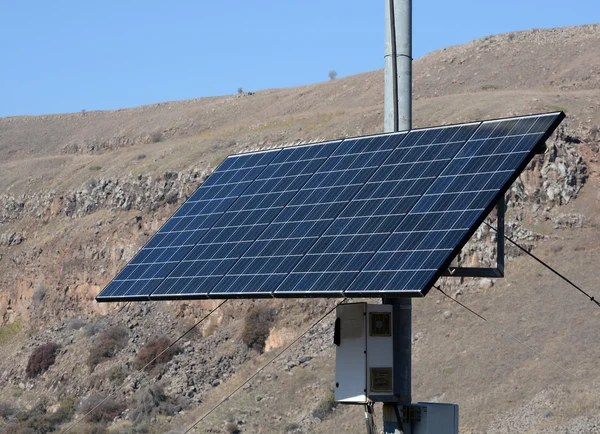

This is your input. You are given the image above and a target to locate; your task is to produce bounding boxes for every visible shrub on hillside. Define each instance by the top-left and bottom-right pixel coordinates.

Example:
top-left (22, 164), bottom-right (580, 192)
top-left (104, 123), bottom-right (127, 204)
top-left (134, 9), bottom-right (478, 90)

top-left (134, 336), bottom-right (181, 372)
top-left (67, 317), bottom-right (87, 331)
top-left (83, 322), bottom-right (103, 337)
top-left (3, 398), bottom-right (74, 433)
top-left (225, 414), bottom-right (241, 434)
top-left (26, 342), bottom-right (59, 378)
top-left (108, 365), bottom-right (129, 385)
top-left (80, 395), bottom-right (126, 424)
top-left (0, 401), bottom-right (16, 419)
top-left (241, 306), bottom-right (275, 353)
top-left (225, 421), bottom-right (240, 434)
top-left (284, 423), bottom-right (301, 433)
top-left (129, 384), bottom-right (189, 425)
top-left (312, 391), bottom-right (337, 420)
top-left (32, 286), bottom-right (46, 303)
top-left (150, 131), bottom-right (163, 143)
top-left (87, 326), bottom-right (129, 370)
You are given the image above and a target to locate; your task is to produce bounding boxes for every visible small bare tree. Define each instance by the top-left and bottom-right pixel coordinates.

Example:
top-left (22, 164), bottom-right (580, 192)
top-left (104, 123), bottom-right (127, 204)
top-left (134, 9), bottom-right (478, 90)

top-left (328, 70), bottom-right (338, 80)
top-left (237, 87), bottom-right (244, 95)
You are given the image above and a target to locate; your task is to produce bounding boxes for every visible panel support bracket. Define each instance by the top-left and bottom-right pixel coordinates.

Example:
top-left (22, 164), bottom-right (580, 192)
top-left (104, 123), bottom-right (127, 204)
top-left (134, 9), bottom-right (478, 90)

top-left (442, 195), bottom-right (505, 278)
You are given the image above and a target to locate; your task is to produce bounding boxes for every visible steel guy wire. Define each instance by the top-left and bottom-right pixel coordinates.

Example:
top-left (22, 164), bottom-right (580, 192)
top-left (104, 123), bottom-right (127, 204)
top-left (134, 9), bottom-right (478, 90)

top-left (484, 220), bottom-right (600, 308)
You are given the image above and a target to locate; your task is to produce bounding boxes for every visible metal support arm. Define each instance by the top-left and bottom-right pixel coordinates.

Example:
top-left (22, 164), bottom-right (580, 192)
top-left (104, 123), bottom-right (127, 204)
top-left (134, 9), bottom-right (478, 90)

top-left (443, 196), bottom-right (505, 278)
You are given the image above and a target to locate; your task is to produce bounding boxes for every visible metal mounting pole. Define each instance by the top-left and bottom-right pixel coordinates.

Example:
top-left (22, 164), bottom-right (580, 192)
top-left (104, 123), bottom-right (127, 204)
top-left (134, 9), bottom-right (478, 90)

top-left (384, 0), bottom-right (412, 433)
top-left (384, 0), bottom-right (412, 133)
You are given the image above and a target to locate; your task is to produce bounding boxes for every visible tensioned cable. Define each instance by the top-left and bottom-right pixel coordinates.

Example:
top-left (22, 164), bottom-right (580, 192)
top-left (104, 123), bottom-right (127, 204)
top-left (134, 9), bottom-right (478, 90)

top-left (60, 299), bottom-right (228, 434)
top-left (434, 285), bottom-right (580, 380)
top-left (0, 302), bottom-right (132, 433)
top-left (484, 221), bottom-right (600, 308)
top-left (183, 298), bottom-right (348, 433)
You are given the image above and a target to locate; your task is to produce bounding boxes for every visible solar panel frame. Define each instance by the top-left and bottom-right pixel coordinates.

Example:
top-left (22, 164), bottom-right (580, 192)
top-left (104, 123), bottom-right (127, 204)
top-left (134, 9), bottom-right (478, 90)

top-left (95, 111), bottom-right (565, 302)
top-left (344, 111), bottom-right (565, 298)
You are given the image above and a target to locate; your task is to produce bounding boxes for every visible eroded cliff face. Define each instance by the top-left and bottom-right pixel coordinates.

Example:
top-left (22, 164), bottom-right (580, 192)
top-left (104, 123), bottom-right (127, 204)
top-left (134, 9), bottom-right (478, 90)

top-left (0, 166), bottom-right (214, 325)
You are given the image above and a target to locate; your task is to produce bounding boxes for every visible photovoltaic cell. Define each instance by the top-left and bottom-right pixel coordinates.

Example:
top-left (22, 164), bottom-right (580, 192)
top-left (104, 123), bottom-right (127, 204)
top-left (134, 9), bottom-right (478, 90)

top-left (96, 149), bottom-right (280, 301)
top-left (208, 133), bottom-right (407, 297)
top-left (95, 112), bottom-right (564, 302)
top-left (345, 113), bottom-right (562, 296)
top-left (275, 123), bottom-right (479, 296)
top-left (151, 141), bottom-right (342, 299)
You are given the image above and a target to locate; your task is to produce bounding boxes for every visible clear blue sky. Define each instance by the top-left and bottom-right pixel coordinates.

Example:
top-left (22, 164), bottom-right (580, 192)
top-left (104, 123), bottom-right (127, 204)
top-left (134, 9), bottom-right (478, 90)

top-left (0, 0), bottom-right (597, 117)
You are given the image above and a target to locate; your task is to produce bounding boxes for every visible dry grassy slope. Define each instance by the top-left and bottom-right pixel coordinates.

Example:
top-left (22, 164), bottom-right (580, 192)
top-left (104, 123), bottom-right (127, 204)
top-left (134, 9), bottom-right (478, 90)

top-left (0, 23), bottom-right (599, 433)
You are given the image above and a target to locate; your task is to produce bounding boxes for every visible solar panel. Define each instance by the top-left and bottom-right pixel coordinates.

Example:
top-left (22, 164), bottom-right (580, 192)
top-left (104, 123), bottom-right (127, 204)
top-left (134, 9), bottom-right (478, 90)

top-left (151, 141), bottom-right (342, 299)
top-left (95, 149), bottom-right (280, 301)
top-left (345, 113), bottom-right (562, 296)
top-left (208, 133), bottom-right (406, 297)
top-left (275, 123), bottom-right (479, 297)
top-left (96, 112), bottom-right (564, 302)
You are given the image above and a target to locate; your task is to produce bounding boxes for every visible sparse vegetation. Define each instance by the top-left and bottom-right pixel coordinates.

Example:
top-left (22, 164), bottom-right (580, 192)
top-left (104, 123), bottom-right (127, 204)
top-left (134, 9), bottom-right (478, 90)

top-left (3, 398), bottom-right (75, 433)
top-left (284, 423), bottom-right (301, 433)
top-left (67, 317), bottom-right (87, 330)
top-left (225, 421), bottom-right (240, 434)
top-left (80, 395), bottom-right (126, 424)
top-left (150, 131), bottom-right (163, 143)
top-left (26, 342), bottom-right (59, 378)
top-left (225, 414), bottom-right (241, 434)
top-left (129, 384), bottom-right (189, 425)
top-left (0, 401), bottom-right (17, 419)
top-left (87, 326), bottom-right (129, 370)
top-left (241, 306), bottom-right (275, 353)
top-left (108, 365), bottom-right (129, 386)
top-left (89, 165), bottom-right (103, 171)
top-left (84, 322), bottom-right (103, 337)
top-left (328, 70), bottom-right (338, 80)
top-left (134, 336), bottom-right (181, 373)
top-left (481, 84), bottom-right (498, 90)
top-left (0, 319), bottom-right (23, 346)
top-left (32, 286), bottom-right (46, 304)
top-left (312, 391), bottom-right (337, 420)
top-left (238, 87), bottom-right (244, 95)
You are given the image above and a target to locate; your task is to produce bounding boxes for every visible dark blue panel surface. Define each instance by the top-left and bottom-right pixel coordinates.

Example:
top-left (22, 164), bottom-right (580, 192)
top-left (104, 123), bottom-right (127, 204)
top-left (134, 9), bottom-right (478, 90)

top-left (345, 112), bottom-right (563, 296)
top-left (151, 141), bottom-right (342, 299)
top-left (96, 149), bottom-right (280, 301)
top-left (96, 112), bottom-right (565, 302)
top-left (209, 133), bottom-right (407, 297)
top-left (275, 124), bottom-right (479, 296)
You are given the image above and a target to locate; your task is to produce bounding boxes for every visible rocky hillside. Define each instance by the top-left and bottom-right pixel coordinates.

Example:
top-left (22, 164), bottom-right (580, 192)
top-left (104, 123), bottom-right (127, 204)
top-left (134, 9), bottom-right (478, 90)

top-left (0, 23), bottom-right (599, 433)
